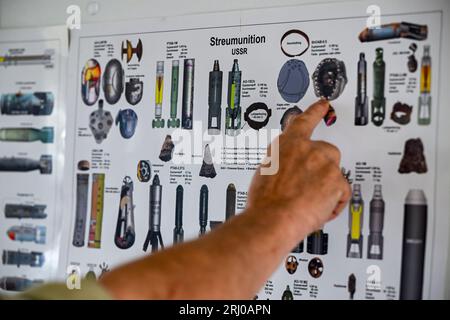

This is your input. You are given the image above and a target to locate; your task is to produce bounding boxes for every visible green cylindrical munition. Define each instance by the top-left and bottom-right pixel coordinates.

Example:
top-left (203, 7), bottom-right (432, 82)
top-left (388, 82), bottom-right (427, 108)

top-left (226, 59), bottom-right (242, 136)
top-left (168, 60), bottom-right (180, 128)
top-left (182, 59), bottom-right (195, 130)
top-left (371, 48), bottom-right (386, 127)
top-left (0, 127), bottom-right (53, 143)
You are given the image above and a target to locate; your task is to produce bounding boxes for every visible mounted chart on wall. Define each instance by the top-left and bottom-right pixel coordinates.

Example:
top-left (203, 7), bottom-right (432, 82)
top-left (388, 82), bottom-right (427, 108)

top-left (60, 0), bottom-right (450, 300)
top-left (2, 0), bottom-right (446, 300)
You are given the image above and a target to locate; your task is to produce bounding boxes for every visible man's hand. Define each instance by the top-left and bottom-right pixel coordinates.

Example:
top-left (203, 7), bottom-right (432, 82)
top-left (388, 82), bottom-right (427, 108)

top-left (247, 99), bottom-right (351, 235)
top-left (100, 99), bottom-right (351, 300)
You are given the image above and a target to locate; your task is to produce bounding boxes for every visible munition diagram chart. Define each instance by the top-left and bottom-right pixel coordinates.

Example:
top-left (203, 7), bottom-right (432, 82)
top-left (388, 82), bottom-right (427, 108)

top-left (58, 0), bottom-right (449, 299)
top-left (0, 26), bottom-right (68, 292)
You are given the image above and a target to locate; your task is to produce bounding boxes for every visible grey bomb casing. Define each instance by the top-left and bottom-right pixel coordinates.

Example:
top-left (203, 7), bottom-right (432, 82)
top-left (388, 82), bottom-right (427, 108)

top-left (277, 59), bottom-right (310, 103)
top-left (102, 59), bottom-right (124, 105)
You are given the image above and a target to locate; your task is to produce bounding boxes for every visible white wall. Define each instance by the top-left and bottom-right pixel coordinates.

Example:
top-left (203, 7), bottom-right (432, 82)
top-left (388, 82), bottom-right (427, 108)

top-left (0, 0), bottom-right (353, 28)
top-left (1, 0), bottom-right (449, 300)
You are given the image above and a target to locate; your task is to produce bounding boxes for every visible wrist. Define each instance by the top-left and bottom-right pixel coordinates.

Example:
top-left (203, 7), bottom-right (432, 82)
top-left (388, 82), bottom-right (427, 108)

top-left (244, 202), bottom-right (316, 250)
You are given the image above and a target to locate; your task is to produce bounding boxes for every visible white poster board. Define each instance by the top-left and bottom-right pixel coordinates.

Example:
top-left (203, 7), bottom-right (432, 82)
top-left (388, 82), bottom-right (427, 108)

top-left (59, 0), bottom-right (450, 299)
top-left (0, 26), bottom-right (68, 292)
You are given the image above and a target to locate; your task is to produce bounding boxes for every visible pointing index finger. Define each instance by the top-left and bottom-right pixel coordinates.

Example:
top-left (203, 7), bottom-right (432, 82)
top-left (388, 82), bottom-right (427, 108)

top-left (285, 99), bottom-right (330, 139)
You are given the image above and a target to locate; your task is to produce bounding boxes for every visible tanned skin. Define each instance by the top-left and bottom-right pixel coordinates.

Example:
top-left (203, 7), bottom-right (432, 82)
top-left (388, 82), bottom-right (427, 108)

top-left (100, 99), bottom-right (351, 299)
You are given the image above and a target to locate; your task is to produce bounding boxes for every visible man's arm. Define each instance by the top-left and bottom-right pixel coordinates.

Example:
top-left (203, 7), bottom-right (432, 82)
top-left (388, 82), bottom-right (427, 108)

top-left (100, 99), bottom-right (351, 299)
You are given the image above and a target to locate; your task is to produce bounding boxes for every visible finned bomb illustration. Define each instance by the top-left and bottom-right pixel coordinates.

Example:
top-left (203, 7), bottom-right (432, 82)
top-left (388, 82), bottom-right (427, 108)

top-left (0, 155), bottom-right (52, 174)
top-left (143, 175), bottom-right (164, 252)
top-left (199, 185), bottom-right (209, 236)
top-left (173, 185), bottom-right (184, 244)
top-left (0, 127), bottom-right (54, 143)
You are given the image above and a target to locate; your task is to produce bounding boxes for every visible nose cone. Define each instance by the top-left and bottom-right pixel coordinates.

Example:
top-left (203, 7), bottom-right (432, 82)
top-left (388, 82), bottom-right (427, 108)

top-left (7, 231), bottom-right (15, 240)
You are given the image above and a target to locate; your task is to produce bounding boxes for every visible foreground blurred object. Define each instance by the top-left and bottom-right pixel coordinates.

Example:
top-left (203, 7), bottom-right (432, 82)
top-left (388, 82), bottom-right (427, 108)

top-left (0, 277), bottom-right (42, 292)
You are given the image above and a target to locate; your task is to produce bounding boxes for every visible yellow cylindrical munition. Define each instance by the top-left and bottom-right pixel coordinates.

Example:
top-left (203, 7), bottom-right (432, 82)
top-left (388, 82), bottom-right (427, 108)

top-left (152, 61), bottom-right (165, 128)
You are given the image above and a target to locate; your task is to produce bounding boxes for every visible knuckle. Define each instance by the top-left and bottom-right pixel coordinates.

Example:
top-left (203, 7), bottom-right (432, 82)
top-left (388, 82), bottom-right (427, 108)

top-left (330, 165), bottom-right (343, 179)
top-left (324, 164), bottom-right (343, 181)
top-left (337, 174), bottom-right (351, 194)
top-left (317, 140), bottom-right (341, 160)
top-left (287, 117), bottom-right (310, 135)
top-left (329, 144), bottom-right (341, 159)
top-left (284, 116), bottom-right (301, 131)
top-left (308, 146), bottom-right (327, 162)
top-left (290, 113), bottom-right (306, 124)
top-left (344, 180), bottom-right (352, 193)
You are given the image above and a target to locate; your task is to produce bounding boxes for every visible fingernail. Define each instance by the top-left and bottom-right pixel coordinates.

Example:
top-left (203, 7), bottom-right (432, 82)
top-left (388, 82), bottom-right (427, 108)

top-left (324, 105), bottom-right (337, 126)
top-left (319, 98), bottom-right (330, 106)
